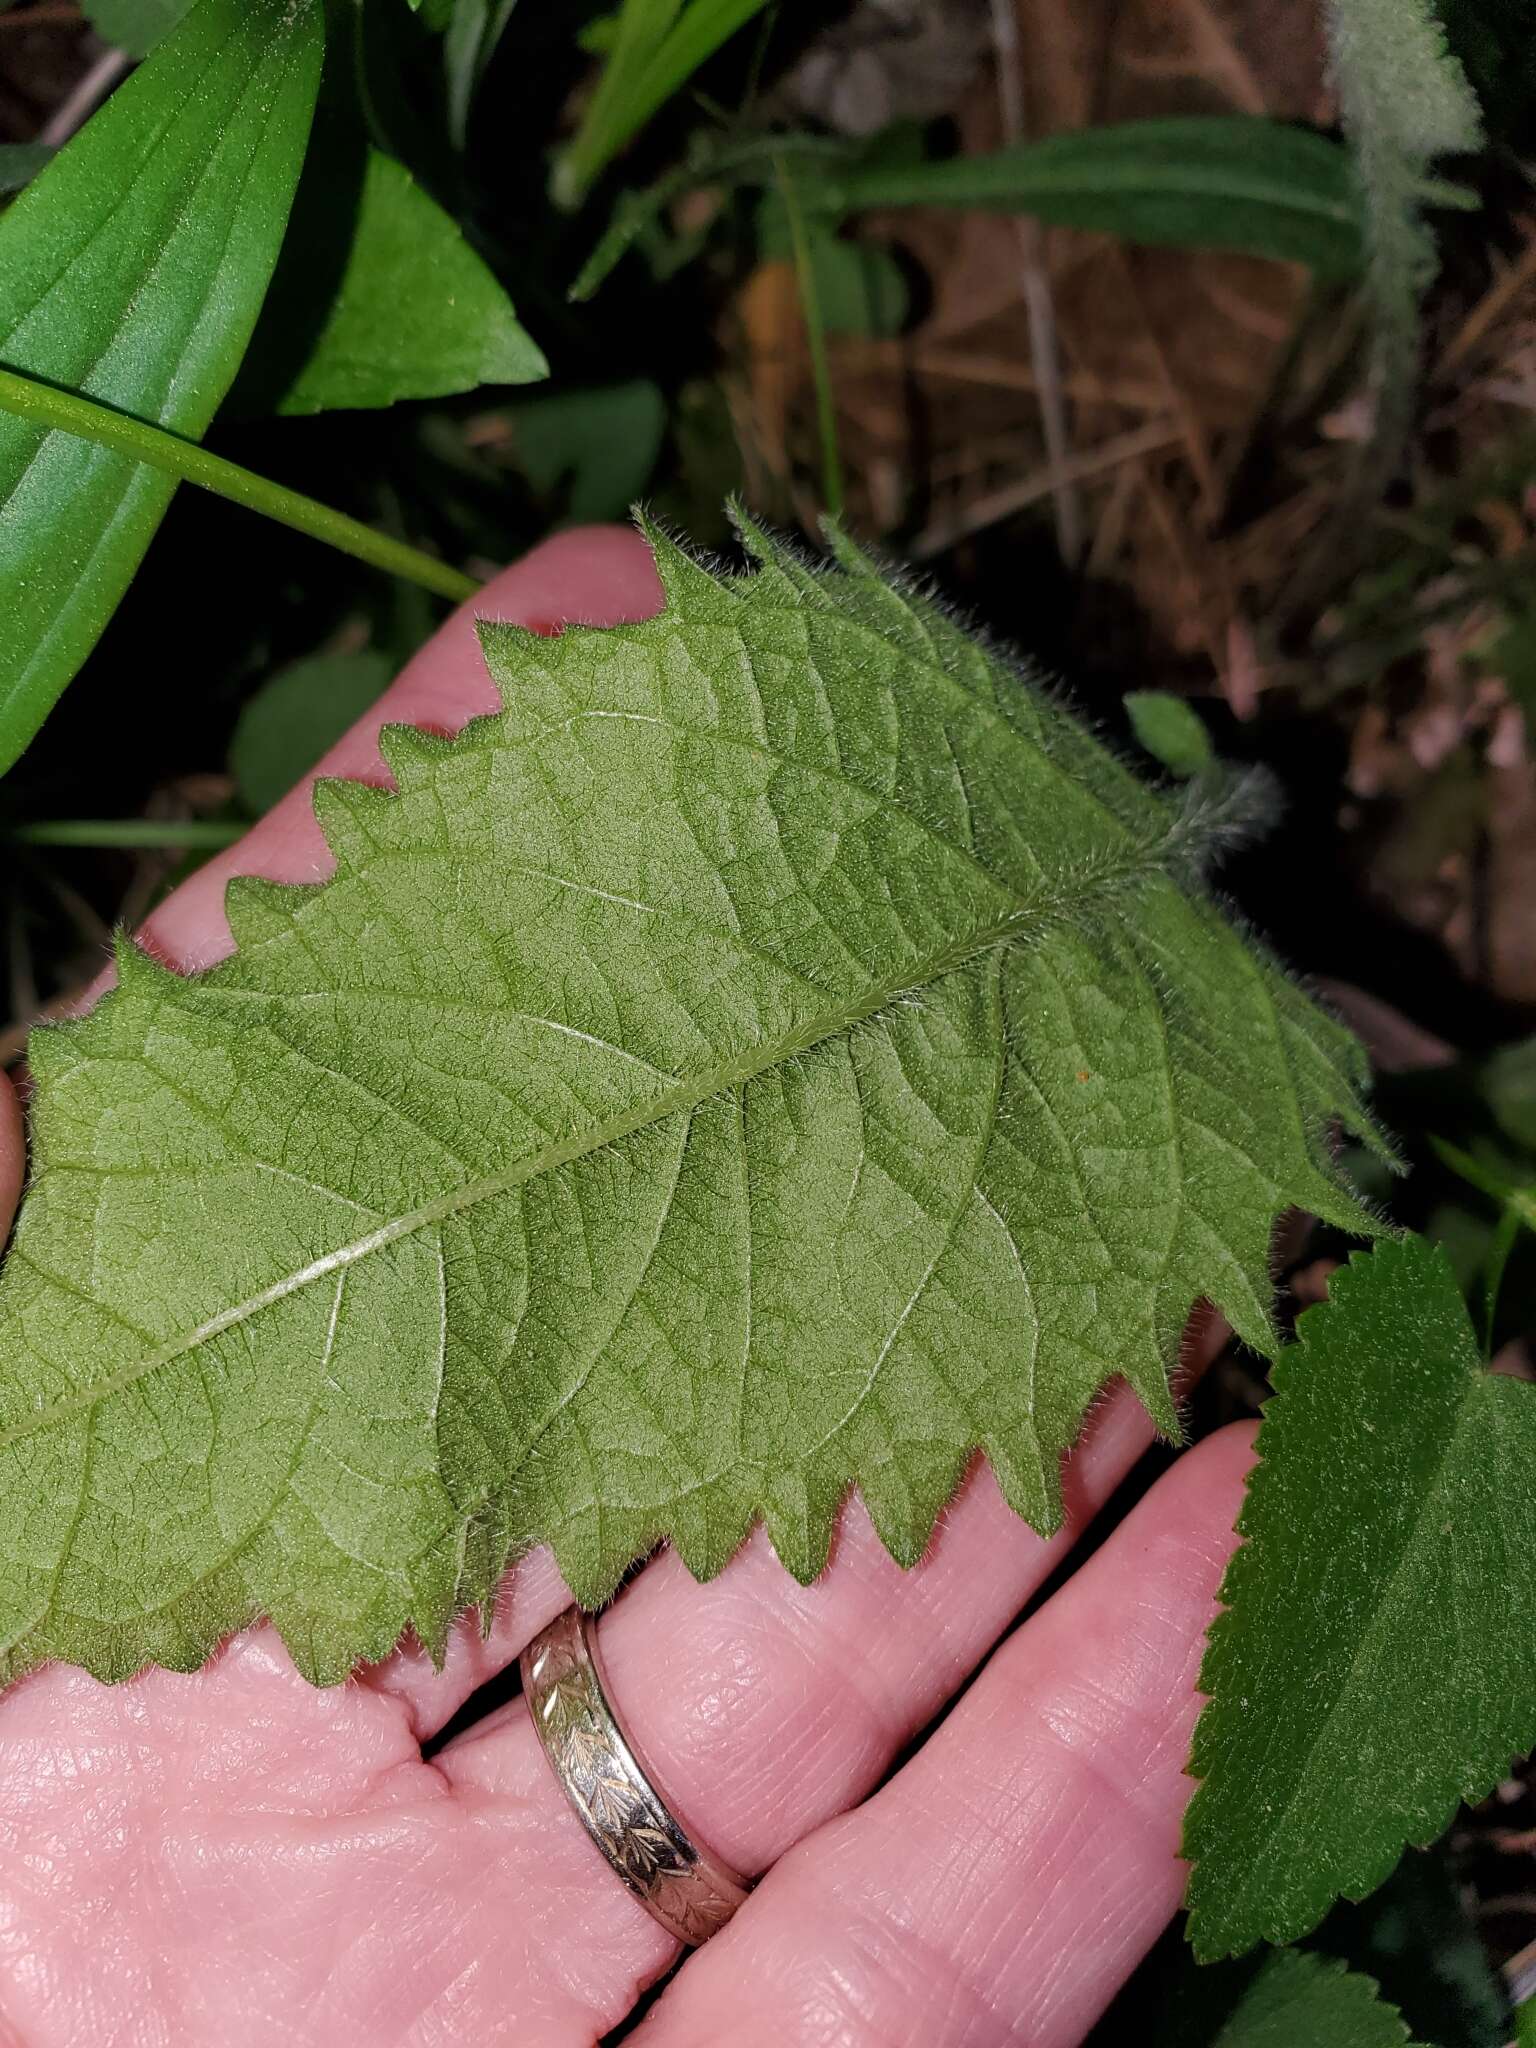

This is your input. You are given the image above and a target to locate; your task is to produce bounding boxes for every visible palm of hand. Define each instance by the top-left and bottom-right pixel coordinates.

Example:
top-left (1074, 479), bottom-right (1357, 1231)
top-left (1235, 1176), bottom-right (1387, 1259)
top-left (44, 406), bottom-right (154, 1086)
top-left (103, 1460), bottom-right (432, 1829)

top-left (0, 532), bottom-right (1249, 2048)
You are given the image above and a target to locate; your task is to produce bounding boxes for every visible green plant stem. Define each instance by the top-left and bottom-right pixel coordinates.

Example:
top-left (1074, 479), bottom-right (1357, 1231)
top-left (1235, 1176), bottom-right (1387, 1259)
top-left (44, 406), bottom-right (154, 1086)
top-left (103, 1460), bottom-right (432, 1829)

top-left (0, 368), bottom-right (480, 604)
top-left (9, 818), bottom-right (248, 850)
top-left (1483, 1202), bottom-right (1523, 1357)
top-left (776, 155), bottom-right (843, 520)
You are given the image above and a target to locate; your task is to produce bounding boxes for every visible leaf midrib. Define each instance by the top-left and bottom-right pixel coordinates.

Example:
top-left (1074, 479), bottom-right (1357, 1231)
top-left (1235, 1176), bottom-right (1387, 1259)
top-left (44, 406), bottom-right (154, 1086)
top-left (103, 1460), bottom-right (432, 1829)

top-left (5, 827), bottom-right (1181, 1454)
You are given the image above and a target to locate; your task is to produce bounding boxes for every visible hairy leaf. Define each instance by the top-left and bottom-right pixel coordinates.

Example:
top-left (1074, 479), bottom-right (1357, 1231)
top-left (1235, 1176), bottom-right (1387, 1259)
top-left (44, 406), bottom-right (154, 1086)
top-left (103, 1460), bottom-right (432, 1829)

top-left (1184, 1235), bottom-right (1536, 1958)
top-left (0, 0), bottom-right (323, 778)
top-left (0, 515), bottom-right (1380, 1685)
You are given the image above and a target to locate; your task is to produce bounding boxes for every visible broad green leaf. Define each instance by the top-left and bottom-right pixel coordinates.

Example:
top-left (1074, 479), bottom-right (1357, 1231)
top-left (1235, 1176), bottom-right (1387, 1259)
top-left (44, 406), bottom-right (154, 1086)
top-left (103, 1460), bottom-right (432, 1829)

top-left (264, 148), bottom-right (546, 415)
top-left (1184, 1235), bottom-right (1536, 1958)
top-left (827, 117), bottom-right (1368, 280)
top-left (0, 514), bottom-right (1381, 1685)
top-left (1125, 690), bottom-right (1216, 780)
top-left (0, 0), bottom-right (323, 779)
top-left (83, 0), bottom-right (195, 55)
top-left (230, 652), bottom-right (394, 815)
top-left (1154, 1948), bottom-right (1419, 2048)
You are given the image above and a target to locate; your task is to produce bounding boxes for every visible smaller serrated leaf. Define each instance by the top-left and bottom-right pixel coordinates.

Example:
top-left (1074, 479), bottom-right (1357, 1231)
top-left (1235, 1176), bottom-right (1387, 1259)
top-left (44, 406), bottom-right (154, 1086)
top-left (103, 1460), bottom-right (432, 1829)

top-left (1158, 1947), bottom-right (1420, 2048)
top-left (1183, 1234), bottom-right (1536, 1959)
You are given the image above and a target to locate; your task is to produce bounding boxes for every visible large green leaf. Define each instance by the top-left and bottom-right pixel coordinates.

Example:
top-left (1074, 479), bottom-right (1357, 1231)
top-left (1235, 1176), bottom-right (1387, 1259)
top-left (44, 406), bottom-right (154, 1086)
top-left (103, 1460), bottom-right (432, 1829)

top-left (826, 116), bottom-right (1368, 280)
top-left (0, 0), bottom-right (323, 778)
top-left (0, 515), bottom-right (1380, 1685)
top-left (1184, 1234), bottom-right (1536, 1959)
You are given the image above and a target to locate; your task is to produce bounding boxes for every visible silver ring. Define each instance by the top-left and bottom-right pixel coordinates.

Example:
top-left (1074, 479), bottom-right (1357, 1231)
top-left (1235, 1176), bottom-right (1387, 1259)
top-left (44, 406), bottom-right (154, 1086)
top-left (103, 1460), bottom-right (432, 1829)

top-left (520, 1605), bottom-right (752, 1946)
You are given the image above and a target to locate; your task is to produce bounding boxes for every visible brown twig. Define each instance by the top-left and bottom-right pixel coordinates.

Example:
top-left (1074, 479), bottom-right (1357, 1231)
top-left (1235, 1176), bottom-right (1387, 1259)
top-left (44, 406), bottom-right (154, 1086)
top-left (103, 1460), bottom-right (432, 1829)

top-left (911, 419), bottom-right (1180, 557)
top-left (38, 42), bottom-right (131, 148)
top-left (0, 2), bottom-right (82, 26)
top-left (1435, 220), bottom-right (1536, 379)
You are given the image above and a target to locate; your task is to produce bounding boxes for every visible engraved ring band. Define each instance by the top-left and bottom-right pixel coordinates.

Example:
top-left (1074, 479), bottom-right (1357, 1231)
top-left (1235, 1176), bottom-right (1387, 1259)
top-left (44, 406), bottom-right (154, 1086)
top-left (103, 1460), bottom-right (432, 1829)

top-left (520, 1605), bottom-right (753, 1947)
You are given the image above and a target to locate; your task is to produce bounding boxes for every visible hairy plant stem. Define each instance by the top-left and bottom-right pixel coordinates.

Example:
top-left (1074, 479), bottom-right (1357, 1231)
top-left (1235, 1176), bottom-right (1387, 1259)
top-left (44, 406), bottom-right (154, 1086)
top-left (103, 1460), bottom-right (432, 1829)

top-left (0, 367), bottom-right (480, 604)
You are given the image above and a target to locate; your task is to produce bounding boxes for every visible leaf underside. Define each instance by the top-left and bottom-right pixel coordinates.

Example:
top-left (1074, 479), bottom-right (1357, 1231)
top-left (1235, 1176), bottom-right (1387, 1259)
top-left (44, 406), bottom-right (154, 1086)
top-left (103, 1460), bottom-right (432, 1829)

top-left (1184, 1235), bottom-right (1536, 1960)
top-left (0, 515), bottom-right (1382, 1684)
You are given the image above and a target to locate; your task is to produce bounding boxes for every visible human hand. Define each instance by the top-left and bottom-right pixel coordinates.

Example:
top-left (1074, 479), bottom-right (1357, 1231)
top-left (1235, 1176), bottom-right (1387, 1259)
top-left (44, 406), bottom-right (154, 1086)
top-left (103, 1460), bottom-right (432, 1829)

top-left (0, 529), bottom-right (1251, 2048)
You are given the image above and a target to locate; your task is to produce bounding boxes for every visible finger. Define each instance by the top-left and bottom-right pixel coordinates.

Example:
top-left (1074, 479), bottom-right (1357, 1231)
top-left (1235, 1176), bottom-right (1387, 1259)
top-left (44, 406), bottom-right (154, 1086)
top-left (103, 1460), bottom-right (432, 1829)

top-left (633, 1424), bottom-right (1255, 2048)
top-left (435, 1305), bottom-right (1225, 1859)
top-left (0, 1070), bottom-right (22, 1240)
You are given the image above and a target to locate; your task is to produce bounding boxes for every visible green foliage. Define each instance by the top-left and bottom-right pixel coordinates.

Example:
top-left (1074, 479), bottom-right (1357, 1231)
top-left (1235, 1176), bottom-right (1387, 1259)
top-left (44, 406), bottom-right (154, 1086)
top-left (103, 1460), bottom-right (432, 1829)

top-left (1313, 1847), bottom-right (1511, 2048)
top-left (263, 149), bottom-right (546, 414)
top-left (230, 652), bottom-right (394, 814)
top-left (1149, 1947), bottom-right (1420, 2047)
top-left (0, 514), bottom-right (1379, 1685)
top-left (0, 0), bottom-right (323, 779)
top-left (1326, 0), bottom-right (1483, 452)
top-left (1185, 1235), bottom-right (1536, 1959)
top-left (756, 196), bottom-right (910, 338)
top-left (1124, 691), bottom-right (1217, 780)
top-left (1439, 0), bottom-right (1536, 146)
top-left (0, 365), bottom-right (479, 605)
top-left (443, 0), bottom-right (522, 148)
top-left (83, 0), bottom-right (195, 56)
top-left (0, 144), bottom-right (52, 194)
top-left (555, 0), bottom-right (773, 205)
top-left (509, 380), bottom-right (666, 524)
top-left (1478, 1034), bottom-right (1536, 1151)
top-left (824, 117), bottom-right (1369, 280)
top-left (574, 117), bottom-right (1368, 303)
